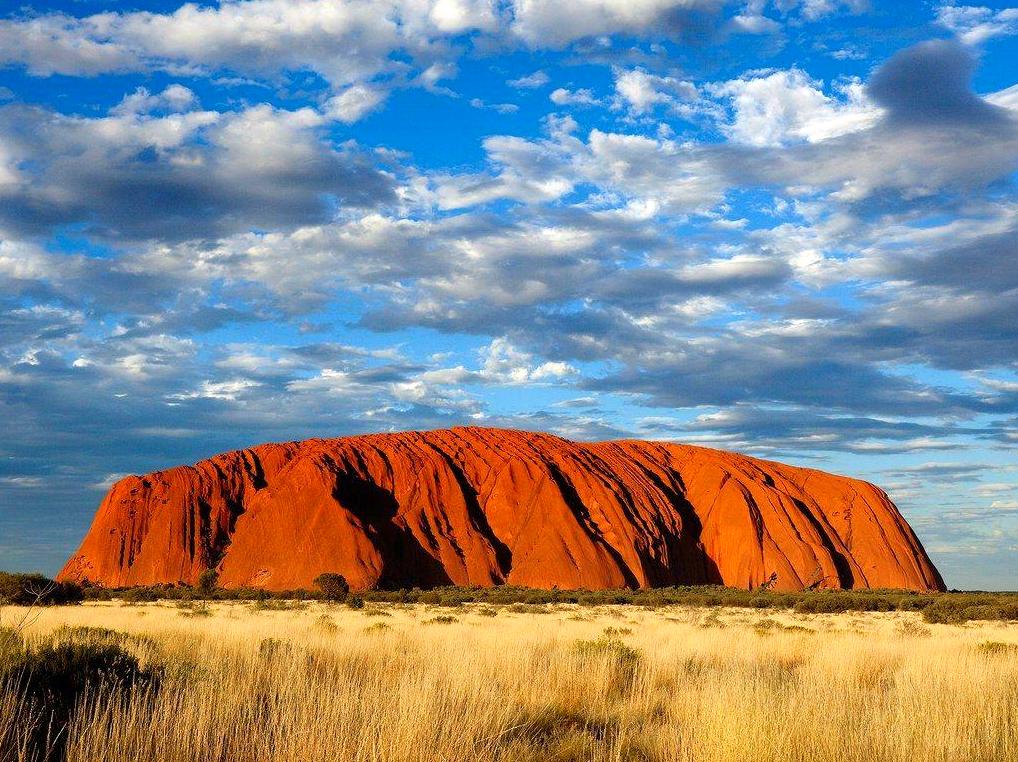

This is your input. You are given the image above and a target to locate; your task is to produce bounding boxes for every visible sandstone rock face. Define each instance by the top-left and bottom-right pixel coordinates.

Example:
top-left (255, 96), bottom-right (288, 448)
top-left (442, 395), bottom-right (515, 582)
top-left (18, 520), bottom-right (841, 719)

top-left (59, 427), bottom-right (945, 592)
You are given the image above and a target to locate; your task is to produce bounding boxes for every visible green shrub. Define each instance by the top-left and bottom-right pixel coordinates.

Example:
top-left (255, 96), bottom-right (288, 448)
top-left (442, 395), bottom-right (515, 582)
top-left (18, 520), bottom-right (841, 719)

top-left (121, 586), bottom-right (161, 603)
top-left (346, 595), bottom-right (365, 610)
top-left (699, 612), bottom-right (726, 629)
top-left (313, 573), bottom-right (350, 602)
top-left (0, 573), bottom-right (83, 606)
top-left (426, 615), bottom-right (457, 624)
top-left (197, 569), bottom-right (219, 595)
top-left (572, 637), bottom-right (642, 668)
top-left (602, 626), bottom-right (632, 637)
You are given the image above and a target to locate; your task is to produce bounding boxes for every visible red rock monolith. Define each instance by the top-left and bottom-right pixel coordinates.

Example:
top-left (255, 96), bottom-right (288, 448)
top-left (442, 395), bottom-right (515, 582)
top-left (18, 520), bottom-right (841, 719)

top-left (58, 427), bottom-right (945, 591)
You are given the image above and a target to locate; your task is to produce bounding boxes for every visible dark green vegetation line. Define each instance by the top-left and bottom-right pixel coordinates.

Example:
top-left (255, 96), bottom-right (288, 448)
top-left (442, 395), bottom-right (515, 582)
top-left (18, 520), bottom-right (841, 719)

top-left (3, 572), bottom-right (1017, 625)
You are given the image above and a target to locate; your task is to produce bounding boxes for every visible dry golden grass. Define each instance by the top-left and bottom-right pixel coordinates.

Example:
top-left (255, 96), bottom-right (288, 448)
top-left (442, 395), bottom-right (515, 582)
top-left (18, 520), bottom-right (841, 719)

top-left (4, 601), bottom-right (1018, 762)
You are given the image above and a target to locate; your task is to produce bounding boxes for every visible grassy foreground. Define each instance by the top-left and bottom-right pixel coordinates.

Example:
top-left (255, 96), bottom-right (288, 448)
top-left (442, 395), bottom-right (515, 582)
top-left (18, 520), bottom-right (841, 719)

top-left (3, 600), bottom-right (1018, 762)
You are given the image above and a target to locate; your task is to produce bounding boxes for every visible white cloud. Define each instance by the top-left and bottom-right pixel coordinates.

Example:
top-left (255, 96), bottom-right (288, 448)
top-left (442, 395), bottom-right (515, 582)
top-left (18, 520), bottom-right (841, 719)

top-left (550, 87), bottom-right (600, 106)
top-left (480, 337), bottom-right (576, 383)
top-left (936, 5), bottom-right (1018, 45)
top-left (0, 476), bottom-right (45, 488)
top-left (728, 12), bottom-right (781, 34)
top-left (793, 0), bottom-right (868, 21)
top-left (428, 0), bottom-right (499, 32)
top-left (324, 85), bottom-right (387, 123)
top-left (111, 84), bottom-right (197, 116)
top-left (974, 483), bottom-right (1017, 496)
top-left (470, 98), bottom-right (520, 114)
top-left (429, 121), bottom-right (730, 214)
top-left (0, 0), bottom-right (727, 92)
top-left (613, 68), bottom-right (699, 115)
top-left (91, 474), bottom-right (129, 491)
top-left (582, 129), bottom-right (728, 212)
top-left (507, 70), bottom-right (550, 89)
top-left (708, 68), bottom-right (881, 146)
top-left (169, 378), bottom-right (261, 401)
top-left (987, 83), bottom-right (1018, 112)
top-left (0, 0), bottom-right (497, 89)
top-left (0, 98), bottom-right (394, 240)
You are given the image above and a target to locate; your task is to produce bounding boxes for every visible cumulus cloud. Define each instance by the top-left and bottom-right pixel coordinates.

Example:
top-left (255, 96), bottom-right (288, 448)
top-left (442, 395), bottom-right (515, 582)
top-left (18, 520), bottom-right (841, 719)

top-left (708, 68), bottom-right (880, 145)
top-left (936, 4), bottom-right (1018, 45)
top-left (0, 0), bottom-right (496, 85)
top-left (0, 99), bottom-right (395, 241)
top-left (111, 84), bottom-right (197, 116)
top-left (709, 42), bottom-right (1018, 202)
top-left (549, 87), bottom-right (600, 106)
top-left (613, 68), bottom-right (699, 116)
top-left (324, 85), bottom-right (388, 123)
top-left (0, 0), bottom-right (737, 95)
top-left (479, 337), bottom-right (576, 382)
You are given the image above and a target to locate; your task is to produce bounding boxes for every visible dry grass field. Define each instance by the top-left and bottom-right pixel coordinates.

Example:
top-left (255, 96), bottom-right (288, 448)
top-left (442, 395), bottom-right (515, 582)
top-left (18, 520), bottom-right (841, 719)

top-left (3, 600), bottom-right (1018, 762)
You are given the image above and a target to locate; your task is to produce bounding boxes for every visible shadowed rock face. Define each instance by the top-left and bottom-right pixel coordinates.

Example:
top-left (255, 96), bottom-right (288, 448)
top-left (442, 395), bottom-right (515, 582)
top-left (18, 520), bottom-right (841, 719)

top-left (58, 427), bottom-right (945, 592)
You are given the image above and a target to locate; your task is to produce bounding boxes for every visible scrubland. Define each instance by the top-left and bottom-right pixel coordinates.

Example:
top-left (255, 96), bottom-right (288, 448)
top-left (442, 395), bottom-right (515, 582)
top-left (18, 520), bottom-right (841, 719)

top-left (2, 600), bottom-right (1018, 762)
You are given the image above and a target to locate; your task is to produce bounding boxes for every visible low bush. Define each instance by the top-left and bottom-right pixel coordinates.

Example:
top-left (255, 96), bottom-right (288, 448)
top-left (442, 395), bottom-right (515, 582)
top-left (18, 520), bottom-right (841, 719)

top-left (425, 615), bottom-right (457, 625)
top-left (793, 593), bottom-right (860, 614)
top-left (313, 573), bottom-right (349, 602)
top-left (0, 573), bottom-right (83, 606)
top-left (573, 637), bottom-right (641, 668)
top-left (572, 637), bottom-right (643, 693)
top-left (0, 630), bottom-right (159, 761)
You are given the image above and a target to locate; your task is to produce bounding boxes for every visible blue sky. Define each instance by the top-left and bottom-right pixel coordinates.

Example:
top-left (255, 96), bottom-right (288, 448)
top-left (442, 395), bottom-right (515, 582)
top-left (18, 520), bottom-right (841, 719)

top-left (1, 0), bottom-right (1017, 589)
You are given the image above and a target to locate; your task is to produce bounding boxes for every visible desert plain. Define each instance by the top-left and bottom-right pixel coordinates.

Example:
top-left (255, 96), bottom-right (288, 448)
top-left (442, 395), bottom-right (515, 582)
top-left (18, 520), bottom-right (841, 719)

top-left (3, 598), bottom-right (1017, 762)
